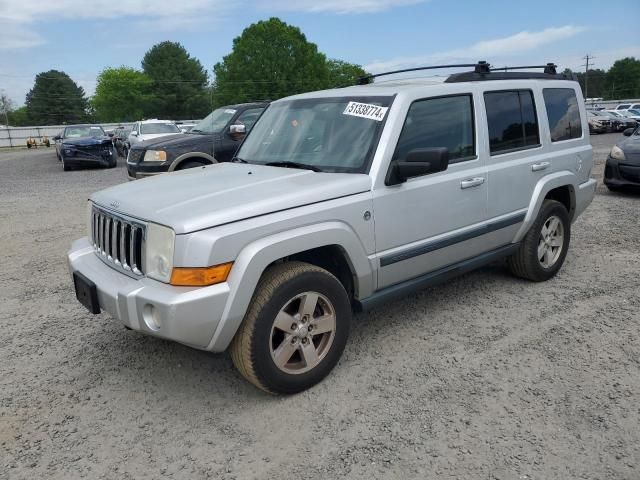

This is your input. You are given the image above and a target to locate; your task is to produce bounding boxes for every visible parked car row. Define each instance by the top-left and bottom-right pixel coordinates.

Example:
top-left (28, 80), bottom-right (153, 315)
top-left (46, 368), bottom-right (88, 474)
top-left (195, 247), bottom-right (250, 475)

top-left (587, 109), bottom-right (639, 133)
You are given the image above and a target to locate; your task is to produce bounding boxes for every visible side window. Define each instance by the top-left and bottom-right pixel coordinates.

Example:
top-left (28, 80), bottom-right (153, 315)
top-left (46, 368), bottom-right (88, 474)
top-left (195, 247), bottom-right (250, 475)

top-left (393, 95), bottom-right (475, 164)
top-left (543, 88), bottom-right (582, 142)
top-left (484, 90), bottom-right (540, 154)
top-left (235, 108), bottom-right (264, 130)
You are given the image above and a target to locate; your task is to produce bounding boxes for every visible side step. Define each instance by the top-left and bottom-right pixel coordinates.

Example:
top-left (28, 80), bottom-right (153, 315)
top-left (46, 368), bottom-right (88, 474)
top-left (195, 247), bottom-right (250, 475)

top-left (355, 243), bottom-right (519, 312)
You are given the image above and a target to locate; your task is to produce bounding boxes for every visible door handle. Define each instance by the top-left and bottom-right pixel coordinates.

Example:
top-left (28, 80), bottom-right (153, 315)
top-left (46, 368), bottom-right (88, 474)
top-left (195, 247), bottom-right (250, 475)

top-left (460, 177), bottom-right (485, 189)
top-left (531, 161), bottom-right (550, 172)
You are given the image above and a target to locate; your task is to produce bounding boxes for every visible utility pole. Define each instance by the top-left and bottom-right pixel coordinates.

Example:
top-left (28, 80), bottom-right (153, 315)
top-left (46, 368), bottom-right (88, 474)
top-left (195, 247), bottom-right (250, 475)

top-left (582, 54), bottom-right (595, 100)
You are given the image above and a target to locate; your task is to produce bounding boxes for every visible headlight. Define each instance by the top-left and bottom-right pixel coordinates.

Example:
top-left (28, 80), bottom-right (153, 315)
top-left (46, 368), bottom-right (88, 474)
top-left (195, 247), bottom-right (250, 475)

top-left (610, 145), bottom-right (625, 161)
top-left (143, 150), bottom-right (167, 162)
top-left (144, 223), bottom-right (175, 283)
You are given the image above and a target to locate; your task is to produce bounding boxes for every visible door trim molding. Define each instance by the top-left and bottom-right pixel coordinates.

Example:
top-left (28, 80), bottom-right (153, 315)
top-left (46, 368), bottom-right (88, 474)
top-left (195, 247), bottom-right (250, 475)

top-left (379, 211), bottom-right (525, 267)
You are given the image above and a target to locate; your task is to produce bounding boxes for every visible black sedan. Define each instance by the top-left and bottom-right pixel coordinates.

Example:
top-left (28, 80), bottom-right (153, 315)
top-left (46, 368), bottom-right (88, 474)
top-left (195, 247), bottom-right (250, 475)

top-left (126, 102), bottom-right (267, 180)
top-left (54, 125), bottom-right (117, 171)
top-left (604, 127), bottom-right (640, 191)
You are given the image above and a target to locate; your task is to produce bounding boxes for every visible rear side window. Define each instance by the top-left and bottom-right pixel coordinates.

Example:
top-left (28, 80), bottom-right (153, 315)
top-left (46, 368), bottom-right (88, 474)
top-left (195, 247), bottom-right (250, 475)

top-left (543, 88), bottom-right (582, 142)
top-left (484, 90), bottom-right (540, 154)
top-left (393, 94), bottom-right (475, 164)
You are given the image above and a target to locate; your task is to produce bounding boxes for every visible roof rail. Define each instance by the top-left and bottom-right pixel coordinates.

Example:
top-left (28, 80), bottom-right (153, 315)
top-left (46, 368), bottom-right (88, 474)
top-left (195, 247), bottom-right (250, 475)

top-left (357, 61), bottom-right (576, 85)
top-left (356, 61), bottom-right (491, 85)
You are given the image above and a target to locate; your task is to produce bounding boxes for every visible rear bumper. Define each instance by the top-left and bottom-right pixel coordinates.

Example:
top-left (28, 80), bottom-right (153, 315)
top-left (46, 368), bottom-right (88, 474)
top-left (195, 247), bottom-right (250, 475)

top-left (68, 237), bottom-right (230, 350)
top-left (574, 178), bottom-right (597, 219)
top-left (604, 157), bottom-right (640, 187)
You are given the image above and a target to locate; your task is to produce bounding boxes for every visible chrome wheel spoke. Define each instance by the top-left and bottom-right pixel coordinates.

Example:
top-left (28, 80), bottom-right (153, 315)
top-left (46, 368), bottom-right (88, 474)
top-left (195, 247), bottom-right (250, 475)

top-left (538, 241), bottom-right (547, 260)
top-left (311, 314), bottom-right (334, 335)
top-left (550, 237), bottom-right (562, 247)
top-left (270, 290), bottom-right (337, 375)
top-left (543, 247), bottom-right (553, 266)
top-left (273, 337), bottom-right (298, 369)
top-left (548, 217), bottom-right (560, 235)
top-left (299, 292), bottom-right (319, 318)
top-left (300, 341), bottom-right (320, 368)
top-left (273, 310), bottom-right (296, 332)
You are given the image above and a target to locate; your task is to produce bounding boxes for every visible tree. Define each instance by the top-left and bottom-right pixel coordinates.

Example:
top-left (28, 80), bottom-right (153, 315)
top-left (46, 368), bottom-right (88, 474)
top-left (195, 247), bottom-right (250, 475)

top-left (92, 67), bottom-right (153, 122)
top-left (25, 70), bottom-right (88, 125)
top-left (212, 18), bottom-right (331, 106)
top-left (0, 91), bottom-right (13, 126)
top-left (606, 57), bottom-right (640, 100)
top-left (8, 106), bottom-right (29, 126)
top-left (142, 41), bottom-right (210, 119)
top-left (327, 59), bottom-right (367, 87)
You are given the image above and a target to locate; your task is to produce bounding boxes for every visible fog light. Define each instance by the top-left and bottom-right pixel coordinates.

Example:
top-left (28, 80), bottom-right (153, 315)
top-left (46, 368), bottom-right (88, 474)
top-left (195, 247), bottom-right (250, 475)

top-left (142, 304), bottom-right (161, 331)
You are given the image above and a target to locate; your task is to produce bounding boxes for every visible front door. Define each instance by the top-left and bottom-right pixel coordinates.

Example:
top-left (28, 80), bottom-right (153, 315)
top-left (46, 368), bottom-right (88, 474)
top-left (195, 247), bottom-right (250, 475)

top-left (373, 94), bottom-right (488, 289)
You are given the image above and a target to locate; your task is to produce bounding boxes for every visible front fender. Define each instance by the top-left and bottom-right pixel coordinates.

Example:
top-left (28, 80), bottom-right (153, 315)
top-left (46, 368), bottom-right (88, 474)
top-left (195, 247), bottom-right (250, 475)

top-left (205, 221), bottom-right (374, 352)
top-left (513, 170), bottom-right (577, 243)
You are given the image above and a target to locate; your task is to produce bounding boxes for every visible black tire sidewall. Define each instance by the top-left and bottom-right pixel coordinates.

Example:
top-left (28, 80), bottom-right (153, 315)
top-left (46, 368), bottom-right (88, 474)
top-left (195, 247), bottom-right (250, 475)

top-left (252, 271), bottom-right (351, 394)
top-left (526, 201), bottom-right (571, 280)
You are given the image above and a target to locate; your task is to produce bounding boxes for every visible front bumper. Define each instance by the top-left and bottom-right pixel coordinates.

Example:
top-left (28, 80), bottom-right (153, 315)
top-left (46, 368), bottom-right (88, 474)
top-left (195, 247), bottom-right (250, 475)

top-left (126, 160), bottom-right (170, 180)
top-left (604, 157), bottom-right (640, 187)
top-left (68, 237), bottom-right (230, 350)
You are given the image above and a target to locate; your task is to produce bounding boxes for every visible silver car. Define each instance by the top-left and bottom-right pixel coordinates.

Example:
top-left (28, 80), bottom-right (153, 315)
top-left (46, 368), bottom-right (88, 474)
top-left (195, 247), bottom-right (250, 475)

top-left (69, 64), bottom-right (596, 394)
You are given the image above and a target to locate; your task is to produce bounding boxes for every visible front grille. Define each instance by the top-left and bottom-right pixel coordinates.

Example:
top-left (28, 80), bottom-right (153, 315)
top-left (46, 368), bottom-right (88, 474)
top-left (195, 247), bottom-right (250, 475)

top-left (91, 206), bottom-right (145, 276)
top-left (76, 144), bottom-right (112, 157)
top-left (127, 148), bottom-right (144, 164)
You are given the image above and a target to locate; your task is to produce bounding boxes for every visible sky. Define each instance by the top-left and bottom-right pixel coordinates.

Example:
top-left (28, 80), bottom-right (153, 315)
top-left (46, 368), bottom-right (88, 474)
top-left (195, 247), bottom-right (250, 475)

top-left (1, 0), bottom-right (639, 106)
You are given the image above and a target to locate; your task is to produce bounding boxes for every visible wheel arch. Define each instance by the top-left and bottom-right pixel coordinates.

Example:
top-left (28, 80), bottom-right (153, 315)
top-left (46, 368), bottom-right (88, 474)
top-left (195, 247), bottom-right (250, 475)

top-left (513, 171), bottom-right (577, 243)
top-left (205, 222), bottom-right (374, 352)
top-left (168, 152), bottom-right (217, 172)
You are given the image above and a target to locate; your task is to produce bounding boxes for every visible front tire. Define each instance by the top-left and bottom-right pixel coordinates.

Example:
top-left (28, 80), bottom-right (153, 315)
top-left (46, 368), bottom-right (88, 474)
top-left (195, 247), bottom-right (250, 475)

top-left (230, 262), bottom-right (351, 394)
top-left (508, 199), bottom-right (570, 282)
top-left (62, 157), bottom-right (71, 171)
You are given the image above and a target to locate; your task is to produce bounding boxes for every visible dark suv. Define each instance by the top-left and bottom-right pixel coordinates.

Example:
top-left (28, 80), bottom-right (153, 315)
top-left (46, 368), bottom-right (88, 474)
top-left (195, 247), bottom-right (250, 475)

top-left (126, 102), bottom-right (268, 180)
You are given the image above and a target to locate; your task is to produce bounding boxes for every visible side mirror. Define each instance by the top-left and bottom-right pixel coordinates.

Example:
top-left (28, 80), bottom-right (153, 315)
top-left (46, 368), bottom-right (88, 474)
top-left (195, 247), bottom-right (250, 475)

top-left (386, 147), bottom-right (449, 185)
top-left (53, 135), bottom-right (61, 141)
top-left (229, 123), bottom-right (246, 139)
top-left (623, 128), bottom-right (635, 137)
top-left (107, 132), bottom-right (114, 138)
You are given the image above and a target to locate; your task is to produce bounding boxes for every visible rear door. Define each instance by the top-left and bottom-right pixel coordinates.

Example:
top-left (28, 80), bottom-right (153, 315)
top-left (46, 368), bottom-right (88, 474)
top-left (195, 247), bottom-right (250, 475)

top-left (483, 88), bottom-right (543, 242)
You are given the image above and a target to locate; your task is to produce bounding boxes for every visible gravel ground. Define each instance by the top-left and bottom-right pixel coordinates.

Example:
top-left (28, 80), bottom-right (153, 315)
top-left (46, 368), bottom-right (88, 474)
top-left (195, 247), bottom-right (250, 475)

top-left (1, 134), bottom-right (638, 480)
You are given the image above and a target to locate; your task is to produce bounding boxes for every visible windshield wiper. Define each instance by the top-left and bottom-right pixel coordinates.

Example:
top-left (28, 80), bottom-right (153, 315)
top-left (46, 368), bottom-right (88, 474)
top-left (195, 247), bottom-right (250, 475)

top-left (265, 161), bottom-right (322, 172)
top-left (231, 157), bottom-right (248, 163)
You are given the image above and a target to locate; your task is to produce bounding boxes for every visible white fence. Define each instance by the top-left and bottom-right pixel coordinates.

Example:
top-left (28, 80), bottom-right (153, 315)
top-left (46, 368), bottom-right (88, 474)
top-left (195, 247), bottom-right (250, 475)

top-left (0, 120), bottom-right (201, 148)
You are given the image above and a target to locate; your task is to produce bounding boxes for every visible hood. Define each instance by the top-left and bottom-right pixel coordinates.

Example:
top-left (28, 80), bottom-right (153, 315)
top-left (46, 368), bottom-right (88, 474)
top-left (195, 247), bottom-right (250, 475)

top-left (91, 163), bottom-right (371, 234)
top-left (135, 133), bottom-right (216, 150)
top-left (137, 133), bottom-right (182, 142)
top-left (63, 136), bottom-right (110, 146)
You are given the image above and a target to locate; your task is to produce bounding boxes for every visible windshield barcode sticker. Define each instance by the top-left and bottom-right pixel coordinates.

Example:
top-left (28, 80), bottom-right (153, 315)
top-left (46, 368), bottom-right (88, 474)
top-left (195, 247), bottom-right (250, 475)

top-left (343, 102), bottom-right (388, 122)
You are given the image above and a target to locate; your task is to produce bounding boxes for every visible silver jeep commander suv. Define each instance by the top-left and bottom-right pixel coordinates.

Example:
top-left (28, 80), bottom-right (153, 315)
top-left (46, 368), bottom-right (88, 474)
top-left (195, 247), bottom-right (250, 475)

top-left (68, 62), bottom-right (596, 394)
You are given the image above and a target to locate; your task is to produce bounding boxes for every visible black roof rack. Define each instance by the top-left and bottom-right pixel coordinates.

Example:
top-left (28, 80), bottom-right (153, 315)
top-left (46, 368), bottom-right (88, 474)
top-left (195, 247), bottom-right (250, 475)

top-left (357, 61), bottom-right (577, 85)
top-left (357, 61), bottom-right (491, 85)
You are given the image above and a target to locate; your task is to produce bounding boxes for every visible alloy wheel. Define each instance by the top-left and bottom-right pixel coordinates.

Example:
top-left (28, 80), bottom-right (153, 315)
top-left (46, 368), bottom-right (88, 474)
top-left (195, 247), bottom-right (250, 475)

top-left (538, 215), bottom-right (564, 268)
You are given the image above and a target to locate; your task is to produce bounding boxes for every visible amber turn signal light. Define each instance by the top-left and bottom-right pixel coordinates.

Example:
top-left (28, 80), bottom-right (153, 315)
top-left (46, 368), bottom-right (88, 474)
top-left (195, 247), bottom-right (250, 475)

top-left (170, 262), bottom-right (233, 286)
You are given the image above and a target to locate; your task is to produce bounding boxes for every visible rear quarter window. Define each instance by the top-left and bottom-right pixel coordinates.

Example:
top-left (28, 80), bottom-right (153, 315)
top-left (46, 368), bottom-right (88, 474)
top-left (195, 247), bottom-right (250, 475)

top-left (484, 90), bottom-right (540, 154)
top-left (543, 88), bottom-right (582, 142)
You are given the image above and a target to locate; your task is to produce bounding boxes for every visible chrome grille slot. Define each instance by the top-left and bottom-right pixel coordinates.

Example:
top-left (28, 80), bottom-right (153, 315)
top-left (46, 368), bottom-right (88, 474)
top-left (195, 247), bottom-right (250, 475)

top-left (91, 206), bottom-right (145, 276)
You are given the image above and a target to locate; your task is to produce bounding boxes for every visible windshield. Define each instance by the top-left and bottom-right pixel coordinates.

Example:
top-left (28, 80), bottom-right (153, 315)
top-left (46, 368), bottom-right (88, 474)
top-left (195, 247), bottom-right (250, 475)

top-left (140, 123), bottom-right (180, 135)
top-left (237, 96), bottom-right (393, 173)
top-left (65, 126), bottom-right (105, 138)
top-left (191, 108), bottom-right (237, 134)
top-left (628, 109), bottom-right (640, 115)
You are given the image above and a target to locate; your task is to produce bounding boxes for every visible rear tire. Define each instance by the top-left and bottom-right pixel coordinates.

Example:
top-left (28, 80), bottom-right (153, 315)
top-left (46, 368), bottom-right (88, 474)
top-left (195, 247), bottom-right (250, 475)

top-left (508, 199), bottom-right (570, 282)
top-left (229, 262), bottom-right (351, 394)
